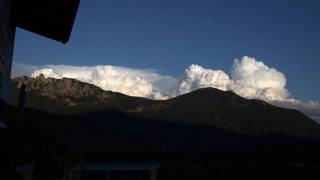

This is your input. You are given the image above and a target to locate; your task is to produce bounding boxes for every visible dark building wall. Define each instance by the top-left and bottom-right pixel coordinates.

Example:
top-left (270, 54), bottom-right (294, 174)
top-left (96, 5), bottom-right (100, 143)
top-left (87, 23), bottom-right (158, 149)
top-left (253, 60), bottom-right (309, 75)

top-left (0, 0), bottom-right (15, 102)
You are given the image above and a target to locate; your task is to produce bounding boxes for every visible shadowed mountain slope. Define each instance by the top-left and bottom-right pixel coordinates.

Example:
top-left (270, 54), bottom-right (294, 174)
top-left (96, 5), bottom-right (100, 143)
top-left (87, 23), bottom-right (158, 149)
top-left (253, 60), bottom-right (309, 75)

top-left (10, 76), bottom-right (320, 137)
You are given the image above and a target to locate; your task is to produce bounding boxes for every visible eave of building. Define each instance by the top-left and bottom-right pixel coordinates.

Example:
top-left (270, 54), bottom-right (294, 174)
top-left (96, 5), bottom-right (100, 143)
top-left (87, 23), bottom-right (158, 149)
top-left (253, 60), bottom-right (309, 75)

top-left (12, 0), bottom-right (80, 43)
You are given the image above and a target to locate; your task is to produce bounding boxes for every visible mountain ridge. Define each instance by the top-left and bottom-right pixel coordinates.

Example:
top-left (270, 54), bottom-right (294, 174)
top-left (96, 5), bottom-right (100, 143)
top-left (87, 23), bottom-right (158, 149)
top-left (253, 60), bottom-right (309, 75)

top-left (9, 75), bottom-right (320, 137)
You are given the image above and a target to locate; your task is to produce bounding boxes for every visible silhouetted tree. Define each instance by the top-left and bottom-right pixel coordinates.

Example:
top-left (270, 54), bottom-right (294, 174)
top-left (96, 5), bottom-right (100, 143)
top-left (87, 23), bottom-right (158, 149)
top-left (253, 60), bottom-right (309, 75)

top-left (18, 84), bottom-right (26, 110)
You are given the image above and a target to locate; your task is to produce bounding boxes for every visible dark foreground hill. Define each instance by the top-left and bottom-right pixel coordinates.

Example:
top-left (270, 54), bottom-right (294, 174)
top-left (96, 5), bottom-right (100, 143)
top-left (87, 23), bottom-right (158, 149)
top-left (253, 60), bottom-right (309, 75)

top-left (10, 76), bottom-right (320, 137)
top-left (5, 76), bottom-right (320, 179)
top-left (3, 98), bottom-right (320, 180)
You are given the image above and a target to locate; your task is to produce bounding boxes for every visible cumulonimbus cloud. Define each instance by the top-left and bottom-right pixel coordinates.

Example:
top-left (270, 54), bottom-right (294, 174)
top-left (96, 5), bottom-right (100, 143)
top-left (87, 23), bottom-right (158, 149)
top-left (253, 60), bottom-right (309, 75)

top-left (29, 65), bottom-right (179, 99)
top-left (178, 57), bottom-right (289, 102)
top-left (179, 64), bottom-right (232, 94)
top-left (231, 57), bottom-right (289, 101)
top-left (12, 56), bottom-right (320, 121)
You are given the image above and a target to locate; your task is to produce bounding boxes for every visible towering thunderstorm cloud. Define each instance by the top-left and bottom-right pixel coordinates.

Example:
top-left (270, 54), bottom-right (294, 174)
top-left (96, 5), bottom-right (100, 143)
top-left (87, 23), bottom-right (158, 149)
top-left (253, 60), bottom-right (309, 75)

top-left (12, 56), bottom-right (320, 121)
top-left (179, 64), bottom-right (232, 94)
top-left (177, 57), bottom-right (289, 102)
top-left (231, 57), bottom-right (289, 101)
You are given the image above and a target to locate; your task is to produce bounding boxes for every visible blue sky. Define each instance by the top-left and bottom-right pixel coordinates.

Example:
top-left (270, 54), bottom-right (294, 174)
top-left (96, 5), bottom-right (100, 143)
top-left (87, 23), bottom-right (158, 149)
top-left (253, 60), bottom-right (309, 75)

top-left (13, 0), bottom-right (320, 101)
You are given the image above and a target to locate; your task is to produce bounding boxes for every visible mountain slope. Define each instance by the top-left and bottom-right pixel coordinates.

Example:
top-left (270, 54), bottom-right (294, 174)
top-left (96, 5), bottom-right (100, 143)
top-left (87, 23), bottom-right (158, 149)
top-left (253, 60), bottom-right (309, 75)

top-left (10, 75), bottom-right (155, 114)
top-left (10, 76), bottom-right (320, 137)
top-left (131, 88), bottom-right (318, 136)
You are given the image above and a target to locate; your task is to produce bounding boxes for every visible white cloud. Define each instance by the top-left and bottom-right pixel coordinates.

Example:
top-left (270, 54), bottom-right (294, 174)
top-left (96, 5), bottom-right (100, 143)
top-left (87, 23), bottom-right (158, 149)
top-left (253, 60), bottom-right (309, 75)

top-left (176, 57), bottom-right (289, 102)
top-left (29, 65), bottom-right (179, 99)
top-left (12, 56), bottom-right (320, 121)
top-left (271, 100), bottom-right (320, 122)
top-left (230, 56), bottom-right (289, 101)
top-left (179, 64), bottom-right (232, 94)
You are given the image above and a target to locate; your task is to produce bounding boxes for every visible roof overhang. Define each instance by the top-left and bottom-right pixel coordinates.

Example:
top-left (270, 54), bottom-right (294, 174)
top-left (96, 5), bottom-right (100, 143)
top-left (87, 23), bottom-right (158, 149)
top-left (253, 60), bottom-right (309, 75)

top-left (13, 0), bottom-right (80, 43)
